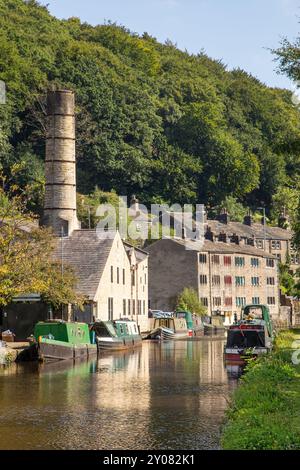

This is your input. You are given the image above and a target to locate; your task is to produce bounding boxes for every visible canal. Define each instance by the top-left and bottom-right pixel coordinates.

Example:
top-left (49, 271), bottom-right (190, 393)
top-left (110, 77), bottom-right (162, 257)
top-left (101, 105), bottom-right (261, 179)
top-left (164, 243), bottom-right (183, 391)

top-left (0, 338), bottom-right (238, 450)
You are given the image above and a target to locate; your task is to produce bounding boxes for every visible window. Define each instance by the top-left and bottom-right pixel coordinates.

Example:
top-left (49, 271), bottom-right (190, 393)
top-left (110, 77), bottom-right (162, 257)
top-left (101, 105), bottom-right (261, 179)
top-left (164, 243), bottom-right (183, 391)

top-left (199, 275), bottom-right (208, 285)
top-left (251, 258), bottom-right (259, 267)
top-left (225, 297), bottom-right (232, 306)
top-left (267, 277), bottom-right (275, 286)
top-left (251, 277), bottom-right (260, 287)
top-left (212, 255), bottom-right (220, 265)
top-left (235, 276), bottom-right (245, 287)
top-left (123, 299), bottom-right (126, 316)
top-left (108, 297), bottom-right (114, 320)
top-left (213, 297), bottom-right (221, 307)
top-left (256, 240), bottom-right (263, 249)
top-left (117, 267), bottom-right (120, 284)
top-left (266, 258), bottom-right (275, 268)
top-left (199, 253), bottom-right (207, 264)
top-left (200, 298), bottom-right (208, 307)
top-left (291, 255), bottom-right (300, 265)
top-left (110, 266), bottom-right (113, 283)
top-left (224, 275), bottom-right (232, 286)
top-left (131, 271), bottom-right (135, 286)
top-left (212, 275), bottom-right (220, 286)
top-left (132, 300), bottom-right (136, 316)
top-left (144, 273), bottom-right (147, 284)
top-left (235, 257), bottom-right (245, 267)
top-left (267, 297), bottom-right (276, 305)
top-left (143, 300), bottom-right (145, 315)
top-left (128, 299), bottom-right (131, 316)
top-left (138, 300), bottom-right (142, 315)
top-left (224, 256), bottom-right (232, 266)
top-left (123, 269), bottom-right (125, 285)
top-left (236, 297), bottom-right (246, 307)
top-left (271, 240), bottom-right (281, 250)
top-left (252, 297), bottom-right (260, 304)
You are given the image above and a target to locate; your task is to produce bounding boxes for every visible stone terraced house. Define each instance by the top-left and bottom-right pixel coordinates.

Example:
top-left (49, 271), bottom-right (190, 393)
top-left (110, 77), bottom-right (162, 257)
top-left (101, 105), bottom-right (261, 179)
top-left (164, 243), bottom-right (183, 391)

top-left (147, 237), bottom-right (280, 325)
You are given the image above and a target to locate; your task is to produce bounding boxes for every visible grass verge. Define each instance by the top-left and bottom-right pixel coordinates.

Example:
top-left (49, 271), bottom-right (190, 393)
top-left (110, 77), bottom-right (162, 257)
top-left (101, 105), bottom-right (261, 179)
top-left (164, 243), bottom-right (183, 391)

top-left (221, 329), bottom-right (300, 450)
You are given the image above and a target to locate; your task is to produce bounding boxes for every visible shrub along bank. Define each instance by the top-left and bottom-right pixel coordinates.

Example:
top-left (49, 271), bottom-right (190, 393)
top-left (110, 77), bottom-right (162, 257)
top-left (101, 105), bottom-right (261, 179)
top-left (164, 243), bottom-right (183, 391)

top-left (221, 330), bottom-right (300, 450)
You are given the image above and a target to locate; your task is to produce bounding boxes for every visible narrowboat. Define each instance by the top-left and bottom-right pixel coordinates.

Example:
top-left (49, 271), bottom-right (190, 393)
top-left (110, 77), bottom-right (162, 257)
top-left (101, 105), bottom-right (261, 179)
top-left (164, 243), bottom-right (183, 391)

top-left (175, 310), bottom-right (205, 336)
top-left (91, 320), bottom-right (142, 351)
top-left (145, 315), bottom-right (192, 340)
top-left (224, 304), bottom-right (274, 364)
top-left (18, 321), bottom-right (97, 362)
top-left (203, 314), bottom-right (226, 335)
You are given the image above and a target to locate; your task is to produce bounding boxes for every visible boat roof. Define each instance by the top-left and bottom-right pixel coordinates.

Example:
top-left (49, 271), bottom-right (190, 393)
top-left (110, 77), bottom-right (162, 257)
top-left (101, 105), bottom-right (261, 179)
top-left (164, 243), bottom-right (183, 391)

top-left (114, 319), bottom-right (138, 325)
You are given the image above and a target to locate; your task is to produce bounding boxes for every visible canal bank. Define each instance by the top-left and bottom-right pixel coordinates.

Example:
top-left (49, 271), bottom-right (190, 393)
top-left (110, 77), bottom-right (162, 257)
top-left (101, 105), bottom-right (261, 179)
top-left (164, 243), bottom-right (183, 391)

top-left (222, 329), bottom-right (300, 450)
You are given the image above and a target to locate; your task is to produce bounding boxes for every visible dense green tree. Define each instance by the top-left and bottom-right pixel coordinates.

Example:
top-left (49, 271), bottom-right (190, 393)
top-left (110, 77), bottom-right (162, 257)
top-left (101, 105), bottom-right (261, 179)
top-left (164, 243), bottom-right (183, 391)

top-left (274, 29), bottom-right (300, 247)
top-left (0, 0), bottom-right (300, 214)
top-left (0, 173), bottom-right (82, 308)
top-left (176, 287), bottom-right (207, 316)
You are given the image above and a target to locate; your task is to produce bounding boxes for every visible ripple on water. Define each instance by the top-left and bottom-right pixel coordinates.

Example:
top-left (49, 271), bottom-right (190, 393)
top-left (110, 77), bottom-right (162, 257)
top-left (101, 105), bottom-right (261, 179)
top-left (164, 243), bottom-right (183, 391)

top-left (0, 339), bottom-right (237, 450)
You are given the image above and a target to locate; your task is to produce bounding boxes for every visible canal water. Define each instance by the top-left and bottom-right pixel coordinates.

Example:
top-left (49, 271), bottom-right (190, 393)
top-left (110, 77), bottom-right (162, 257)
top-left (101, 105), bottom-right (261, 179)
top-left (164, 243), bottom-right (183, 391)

top-left (0, 339), bottom-right (238, 450)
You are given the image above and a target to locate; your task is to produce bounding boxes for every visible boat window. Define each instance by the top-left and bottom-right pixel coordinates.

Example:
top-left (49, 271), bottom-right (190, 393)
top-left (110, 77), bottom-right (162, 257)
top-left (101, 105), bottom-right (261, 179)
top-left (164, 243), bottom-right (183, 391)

top-left (94, 325), bottom-right (111, 337)
top-left (244, 307), bottom-right (263, 319)
top-left (103, 323), bottom-right (117, 337)
top-left (176, 312), bottom-right (186, 319)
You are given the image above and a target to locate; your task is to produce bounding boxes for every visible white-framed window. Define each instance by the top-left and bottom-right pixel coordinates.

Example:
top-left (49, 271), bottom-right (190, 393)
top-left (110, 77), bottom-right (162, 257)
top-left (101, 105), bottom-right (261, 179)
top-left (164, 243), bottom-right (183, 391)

top-left (108, 297), bottom-right (114, 320)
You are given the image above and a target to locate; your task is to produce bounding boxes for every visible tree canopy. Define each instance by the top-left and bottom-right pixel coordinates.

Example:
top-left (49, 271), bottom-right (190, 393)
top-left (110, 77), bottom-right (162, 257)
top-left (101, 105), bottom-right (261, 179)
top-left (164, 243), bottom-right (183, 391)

top-left (176, 287), bottom-right (207, 316)
top-left (0, 173), bottom-right (82, 308)
top-left (274, 26), bottom-right (300, 249)
top-left (0, 0), bottom-right (300, 216)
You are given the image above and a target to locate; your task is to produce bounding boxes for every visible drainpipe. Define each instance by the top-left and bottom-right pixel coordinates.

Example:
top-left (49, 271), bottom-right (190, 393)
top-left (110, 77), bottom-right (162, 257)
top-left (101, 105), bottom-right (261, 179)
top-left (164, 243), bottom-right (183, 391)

top-left (208, 253), bottom-right (212, 318)
top-left (136, 264), bottom-right (139, 329)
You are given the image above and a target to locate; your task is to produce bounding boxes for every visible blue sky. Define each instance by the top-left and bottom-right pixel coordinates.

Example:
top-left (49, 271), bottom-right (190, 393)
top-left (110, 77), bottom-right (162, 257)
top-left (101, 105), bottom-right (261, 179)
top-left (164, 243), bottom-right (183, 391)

top-left (39, 0), bottom-right (299, 89)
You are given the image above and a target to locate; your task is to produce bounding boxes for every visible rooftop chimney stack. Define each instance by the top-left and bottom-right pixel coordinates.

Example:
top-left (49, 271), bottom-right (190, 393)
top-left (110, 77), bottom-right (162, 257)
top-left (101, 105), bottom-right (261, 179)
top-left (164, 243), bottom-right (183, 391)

top-left (43, 90), bottom-right (80, 236)
top-left (243, 211), bottom-right (253, 226)
top-left (216, 209), bottom-right (229, 225)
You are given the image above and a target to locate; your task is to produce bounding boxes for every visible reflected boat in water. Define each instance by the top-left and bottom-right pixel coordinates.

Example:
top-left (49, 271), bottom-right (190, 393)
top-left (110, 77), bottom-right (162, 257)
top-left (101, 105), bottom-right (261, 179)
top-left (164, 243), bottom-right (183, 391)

top-left (0, 339), bottom-right (237, 450)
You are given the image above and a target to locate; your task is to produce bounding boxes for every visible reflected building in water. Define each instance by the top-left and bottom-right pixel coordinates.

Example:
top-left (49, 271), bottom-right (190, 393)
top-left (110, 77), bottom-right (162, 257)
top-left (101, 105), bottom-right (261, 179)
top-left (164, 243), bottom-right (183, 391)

top-left (0, 340), bottom-right (238, 450)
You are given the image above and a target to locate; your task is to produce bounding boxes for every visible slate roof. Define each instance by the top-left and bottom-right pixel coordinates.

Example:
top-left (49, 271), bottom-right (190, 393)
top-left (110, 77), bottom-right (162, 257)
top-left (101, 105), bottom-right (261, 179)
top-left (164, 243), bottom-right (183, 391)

top-left (123, 242), bottom-right (149, 262)
top-left (151, 237), bottom-right (277, 259)
top-left (53, 230), bottom-right (115, 300)
top-left (206, 219), bottom-right (292, 241)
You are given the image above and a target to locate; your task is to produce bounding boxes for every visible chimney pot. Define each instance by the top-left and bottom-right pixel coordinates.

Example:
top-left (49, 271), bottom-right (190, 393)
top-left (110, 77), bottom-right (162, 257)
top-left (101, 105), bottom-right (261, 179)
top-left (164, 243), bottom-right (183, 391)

top-left (243, 215), bottom-right (252, 226)
top-left (216, 211), bottom-right (230, 225)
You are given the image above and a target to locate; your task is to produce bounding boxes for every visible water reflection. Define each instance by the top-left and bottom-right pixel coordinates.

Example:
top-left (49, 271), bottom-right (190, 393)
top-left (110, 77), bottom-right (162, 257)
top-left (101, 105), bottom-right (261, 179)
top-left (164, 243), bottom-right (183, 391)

top-left (0, 339), bottom-right (237, 450)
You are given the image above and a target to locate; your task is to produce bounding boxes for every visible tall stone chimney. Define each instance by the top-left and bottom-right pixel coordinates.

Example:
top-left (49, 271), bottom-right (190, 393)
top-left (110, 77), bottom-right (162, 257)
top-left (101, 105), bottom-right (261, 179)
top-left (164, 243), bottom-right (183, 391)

top-left (43, 90), bottom-right (80, 236)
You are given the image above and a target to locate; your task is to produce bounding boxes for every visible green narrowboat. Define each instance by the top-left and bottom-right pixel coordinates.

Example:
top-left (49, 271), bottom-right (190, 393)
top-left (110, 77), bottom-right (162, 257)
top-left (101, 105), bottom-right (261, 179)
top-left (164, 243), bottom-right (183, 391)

top-left (224, 304), bottom-right (274, 364)
top-left (19, 321), bottom-right (97, 362)
top-left (91, 320), bottom-right (142, 351)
